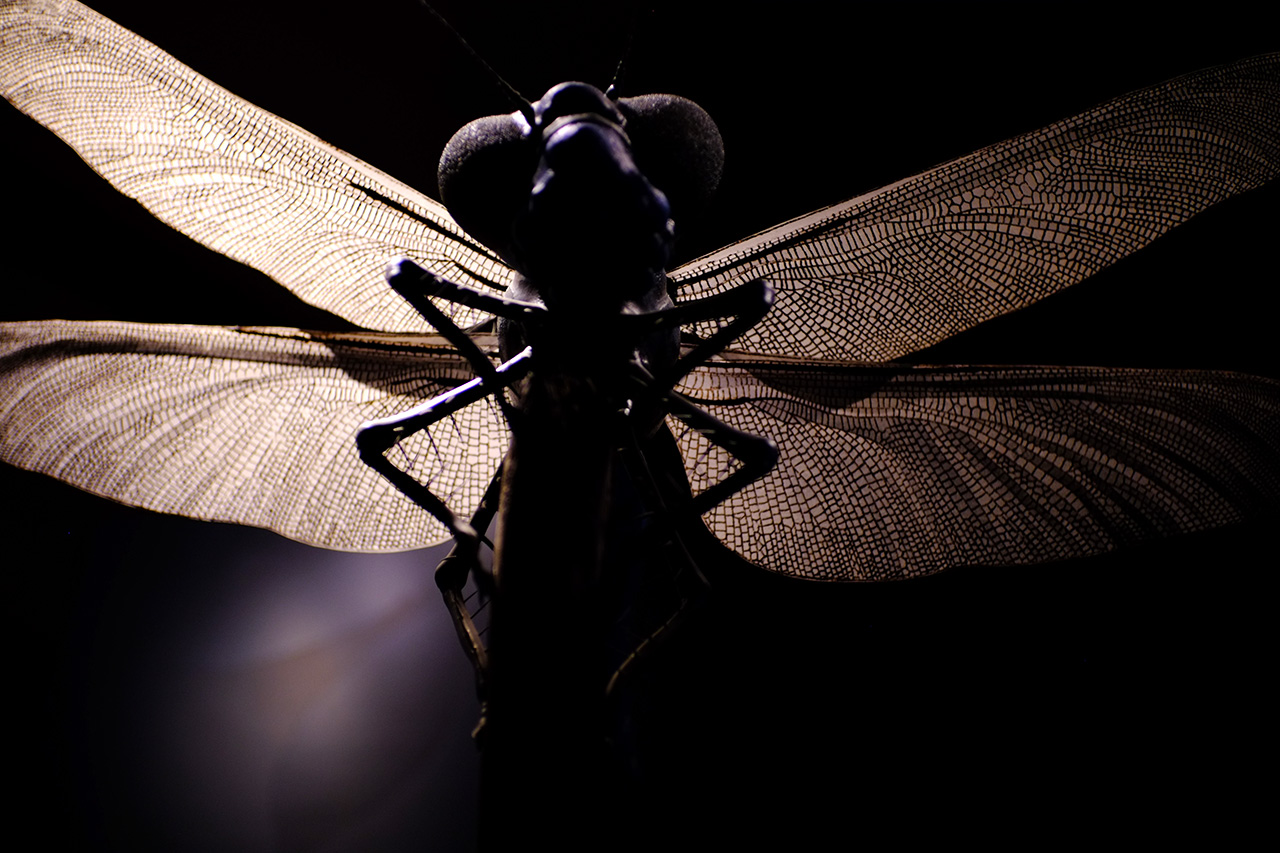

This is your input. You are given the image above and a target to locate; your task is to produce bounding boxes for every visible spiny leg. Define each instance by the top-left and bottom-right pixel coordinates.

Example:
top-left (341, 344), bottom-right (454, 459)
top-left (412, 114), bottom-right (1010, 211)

top-left (613, 277), bottom-right (774, 384)
top-left (658, 384), bottom-right (780, 516)
top-left (358, 348), bottom-right (530, 546)
top-left (360, 262), bottom-right (534, 573)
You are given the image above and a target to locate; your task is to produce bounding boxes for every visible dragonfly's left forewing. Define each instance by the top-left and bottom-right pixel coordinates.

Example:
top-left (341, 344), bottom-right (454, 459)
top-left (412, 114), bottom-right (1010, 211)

top-left (671, 53), bottom-right (1280, 362)
top-left (676, 361), bottom-right (1280, 580)
top-left (0, 0), bottom-right (512, 332)
top-left (0, 320), bottom-right (508, 551)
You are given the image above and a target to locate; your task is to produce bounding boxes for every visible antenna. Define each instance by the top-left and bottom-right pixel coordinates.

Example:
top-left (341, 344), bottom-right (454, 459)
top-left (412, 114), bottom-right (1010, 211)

top-left (415, 0), bottom-right (537, 126)
top-left (604, 5), bottom-right (649, 100)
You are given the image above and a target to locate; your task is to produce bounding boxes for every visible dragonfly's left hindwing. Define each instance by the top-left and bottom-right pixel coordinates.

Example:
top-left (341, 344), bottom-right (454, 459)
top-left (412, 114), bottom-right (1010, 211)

top-left (677, 362), bottom-right (1280, 580)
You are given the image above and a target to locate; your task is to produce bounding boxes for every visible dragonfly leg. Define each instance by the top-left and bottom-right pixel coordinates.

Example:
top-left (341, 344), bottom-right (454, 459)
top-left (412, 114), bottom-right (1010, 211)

top-left (614, 277), bottom-right (774, 384)
top-left (664, 277), bottom-right (774, 383)
top-left (660, 386), bottom-right (779, 516)
top-left (626, 362), bottom-right (779, 516)
top-left (357, 348), bottom-right (531, 553)
top-left (386, 259), bottom-right (546, 364)
top-left (385, 260), bottom-right (503, 379)
top-left (364, 259), bottom-right (537, 539)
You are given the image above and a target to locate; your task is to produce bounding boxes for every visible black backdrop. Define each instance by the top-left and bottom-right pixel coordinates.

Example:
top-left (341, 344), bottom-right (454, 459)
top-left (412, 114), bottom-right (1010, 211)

top-left (3, 2), bottom-right (1276, 849)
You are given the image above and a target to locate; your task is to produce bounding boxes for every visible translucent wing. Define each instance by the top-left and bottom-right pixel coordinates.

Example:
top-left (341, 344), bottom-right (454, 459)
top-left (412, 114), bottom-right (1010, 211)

top-left (675, 361), bottom-right (1280, 580)
top-left (0, 0), bottom-right (512, 332)
top-left (671, 54), bottom-right (1280, 361)
top-left (0, 320), bottom-right (508, 550)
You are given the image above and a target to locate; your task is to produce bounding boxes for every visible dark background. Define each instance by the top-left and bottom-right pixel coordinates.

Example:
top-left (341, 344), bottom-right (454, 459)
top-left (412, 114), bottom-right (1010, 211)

top-left (3, 2), bottom-right (1276, 849)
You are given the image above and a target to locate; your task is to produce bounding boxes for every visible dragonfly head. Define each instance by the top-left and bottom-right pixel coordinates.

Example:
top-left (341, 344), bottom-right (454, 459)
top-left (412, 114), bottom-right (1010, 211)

top-left (437, 82), bottom-right (724, 290)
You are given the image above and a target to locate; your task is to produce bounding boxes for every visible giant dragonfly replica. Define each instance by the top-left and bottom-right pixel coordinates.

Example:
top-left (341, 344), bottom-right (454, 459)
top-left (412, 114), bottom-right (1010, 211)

top-left (3, 0), bottom-right (1279, 848)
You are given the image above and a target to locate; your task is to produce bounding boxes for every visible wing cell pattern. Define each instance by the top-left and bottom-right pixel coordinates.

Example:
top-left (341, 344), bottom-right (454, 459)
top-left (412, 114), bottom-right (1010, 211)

top-left (671, 54), bottom-right (1280, 362)
top-left (0, 320), bottom-right (509, 551)
top-left (0, 0), bottom-right (513, 333)
top-left (3, 0), bottom-right (1277, 579)
top-left (675, 362), bottom-right (1280, 580)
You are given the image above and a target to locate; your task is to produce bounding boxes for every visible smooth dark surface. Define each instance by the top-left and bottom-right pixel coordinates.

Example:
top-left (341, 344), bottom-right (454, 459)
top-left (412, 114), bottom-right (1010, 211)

top-left (3, 2), bottom-right (1276, 849)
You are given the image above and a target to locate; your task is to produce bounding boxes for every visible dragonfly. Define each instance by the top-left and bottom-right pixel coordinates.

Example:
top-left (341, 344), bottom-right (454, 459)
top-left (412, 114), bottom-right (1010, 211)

top-left (4, 1), bottom-right (1278, 849)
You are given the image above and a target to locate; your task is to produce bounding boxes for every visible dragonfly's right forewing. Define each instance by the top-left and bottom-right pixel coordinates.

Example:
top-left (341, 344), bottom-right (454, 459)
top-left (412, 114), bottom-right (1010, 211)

top-left (0, 320), bottom-right (509, 551)
top-left (0, 0), bottom-right (513, 332)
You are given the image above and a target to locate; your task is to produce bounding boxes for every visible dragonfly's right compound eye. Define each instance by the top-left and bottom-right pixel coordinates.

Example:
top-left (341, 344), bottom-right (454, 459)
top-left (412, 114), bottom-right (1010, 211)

top-left (438, 112), bottom-right (534, 265)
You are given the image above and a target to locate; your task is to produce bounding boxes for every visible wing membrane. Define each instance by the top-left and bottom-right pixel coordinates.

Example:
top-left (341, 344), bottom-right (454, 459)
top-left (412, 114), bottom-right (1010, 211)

top-left (671, 54), bottom-right (1280, 361)
top-left (0, 320), bottom-right (508, 550)
top-left (675, 361), bottom-right (1280, 580)
top-left (0, 0), bottom-right (512, 332)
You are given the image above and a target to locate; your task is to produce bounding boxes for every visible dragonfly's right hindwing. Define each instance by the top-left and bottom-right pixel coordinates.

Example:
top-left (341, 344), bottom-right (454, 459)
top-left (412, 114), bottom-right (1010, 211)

top-left (0, 0), bottom-right (513, 332)
top-left (0, 320), bottom-right (509, 551)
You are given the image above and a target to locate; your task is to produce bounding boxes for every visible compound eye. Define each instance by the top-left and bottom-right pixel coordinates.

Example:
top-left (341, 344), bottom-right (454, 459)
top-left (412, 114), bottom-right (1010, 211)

top-left (615, 94), bottom-right (724, 233)
top-left (437, 113), bottom-right (534, 263)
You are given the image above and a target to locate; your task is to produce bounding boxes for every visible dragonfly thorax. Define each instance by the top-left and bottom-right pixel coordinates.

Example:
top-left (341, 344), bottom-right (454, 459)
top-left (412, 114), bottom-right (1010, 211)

top-left (442, 82), bottom-right (712, 431)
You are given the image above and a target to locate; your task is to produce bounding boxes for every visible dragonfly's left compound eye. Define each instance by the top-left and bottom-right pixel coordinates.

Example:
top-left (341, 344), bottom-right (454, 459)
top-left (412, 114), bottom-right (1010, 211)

top-left (615, 94), bottom-right (724, 236)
